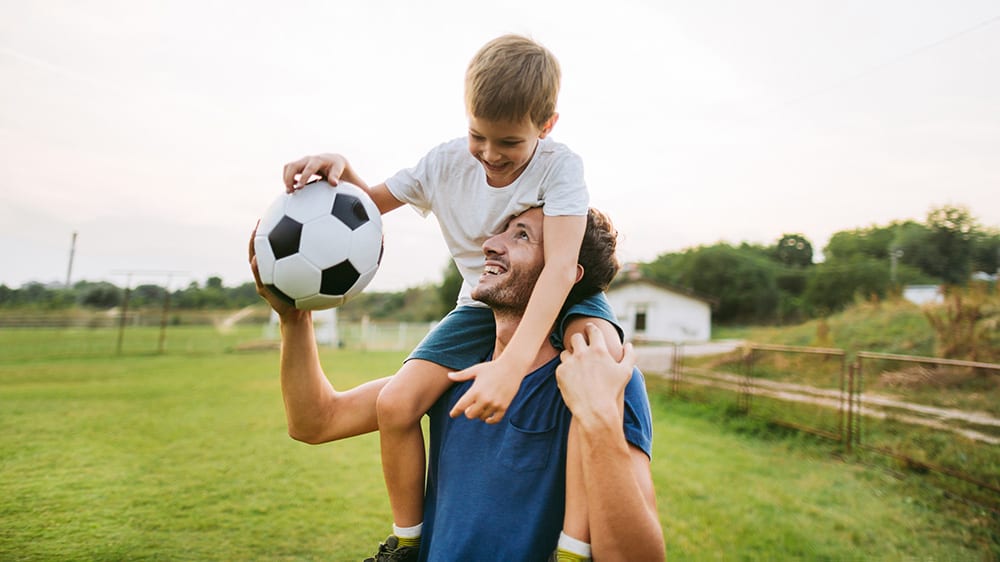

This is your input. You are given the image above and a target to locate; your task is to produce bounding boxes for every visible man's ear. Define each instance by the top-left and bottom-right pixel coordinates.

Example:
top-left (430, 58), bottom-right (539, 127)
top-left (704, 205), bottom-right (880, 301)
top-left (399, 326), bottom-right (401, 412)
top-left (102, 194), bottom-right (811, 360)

top-left (539, 113), bottom-right (559, 138)
top-left (574, 263), bottom-right (584, 283)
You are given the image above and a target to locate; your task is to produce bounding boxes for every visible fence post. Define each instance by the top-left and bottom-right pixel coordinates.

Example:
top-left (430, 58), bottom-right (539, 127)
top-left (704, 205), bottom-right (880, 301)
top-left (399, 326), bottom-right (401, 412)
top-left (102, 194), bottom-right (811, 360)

top-left (116, 286), bottom-right (131, 355)
top-left (853, 357), bottom-right (863, 451)
top-left (670, 342), bottom-right (681, 395)
top-left (740, 346), bottom-right (754, 413)
top-left (845, 361), bottom-right (855, 454)
top-left (157, 289), bottom-right (171, 354)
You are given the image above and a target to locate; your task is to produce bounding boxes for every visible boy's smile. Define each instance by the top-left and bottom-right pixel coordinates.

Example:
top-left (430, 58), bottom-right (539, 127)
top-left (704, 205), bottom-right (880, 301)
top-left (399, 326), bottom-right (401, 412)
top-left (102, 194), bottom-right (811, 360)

top-left (467, 115), bottom-right (556, 188)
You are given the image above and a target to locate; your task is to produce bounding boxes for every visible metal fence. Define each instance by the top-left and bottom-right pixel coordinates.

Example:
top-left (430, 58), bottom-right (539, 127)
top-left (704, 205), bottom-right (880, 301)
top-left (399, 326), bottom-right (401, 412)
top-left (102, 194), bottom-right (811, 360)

top-left (853, 352), bottom-right (1000, 498)
top-left (636, 340), bottom-right (1000, 507)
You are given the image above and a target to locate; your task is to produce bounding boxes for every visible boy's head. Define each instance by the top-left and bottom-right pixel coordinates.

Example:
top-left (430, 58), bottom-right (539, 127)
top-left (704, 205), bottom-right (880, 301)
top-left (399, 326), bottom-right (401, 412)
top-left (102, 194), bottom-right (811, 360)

top-left (465, 34), bottom-right (561, 129)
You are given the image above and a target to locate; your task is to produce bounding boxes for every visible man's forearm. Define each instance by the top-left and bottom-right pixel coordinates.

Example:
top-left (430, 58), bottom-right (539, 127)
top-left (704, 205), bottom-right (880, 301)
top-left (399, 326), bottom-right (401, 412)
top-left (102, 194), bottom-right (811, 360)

top-left (578, 411), bottom-right (665, 561)
top-left (279, 311), bottom-right (334, 441)
top-left (278, 311), bottom-right (384, 443)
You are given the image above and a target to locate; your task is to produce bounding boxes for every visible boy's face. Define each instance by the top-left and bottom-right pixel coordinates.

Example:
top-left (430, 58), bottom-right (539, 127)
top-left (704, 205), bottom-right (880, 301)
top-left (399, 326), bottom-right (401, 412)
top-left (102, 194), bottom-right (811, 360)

top-left (467, 114), bottom-right (556, 187)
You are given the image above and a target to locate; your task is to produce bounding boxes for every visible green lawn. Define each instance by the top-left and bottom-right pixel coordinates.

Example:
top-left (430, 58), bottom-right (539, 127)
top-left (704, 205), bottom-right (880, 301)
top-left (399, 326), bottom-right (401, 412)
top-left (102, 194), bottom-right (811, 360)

top-left (0, 326), bottom-right (995, 560)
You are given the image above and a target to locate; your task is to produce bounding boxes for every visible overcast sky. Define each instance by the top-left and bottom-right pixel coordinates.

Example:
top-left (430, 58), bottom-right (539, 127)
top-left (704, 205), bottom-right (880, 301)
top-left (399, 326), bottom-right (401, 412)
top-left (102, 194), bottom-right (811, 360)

top-left (2, 1), bottom-right (998, 292)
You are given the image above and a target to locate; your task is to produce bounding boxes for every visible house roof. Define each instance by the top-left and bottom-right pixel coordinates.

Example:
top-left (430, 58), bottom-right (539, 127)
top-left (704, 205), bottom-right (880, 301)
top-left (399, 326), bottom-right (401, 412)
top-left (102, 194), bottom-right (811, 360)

top-left (607, 276), bottom-right (718, 306)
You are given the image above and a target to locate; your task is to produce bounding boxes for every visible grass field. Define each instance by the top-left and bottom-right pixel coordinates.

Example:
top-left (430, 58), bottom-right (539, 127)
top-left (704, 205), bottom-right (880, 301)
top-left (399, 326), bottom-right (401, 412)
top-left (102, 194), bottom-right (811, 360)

top-left (1, 326), bottom-right (997, 560)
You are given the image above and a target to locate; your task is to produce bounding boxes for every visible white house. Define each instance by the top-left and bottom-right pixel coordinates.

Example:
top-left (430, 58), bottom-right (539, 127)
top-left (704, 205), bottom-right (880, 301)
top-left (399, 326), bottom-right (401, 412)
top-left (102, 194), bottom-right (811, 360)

top-left (606, 278), bottom-right (713, 343)
top-left (902, 284), bottom-right (943, 306)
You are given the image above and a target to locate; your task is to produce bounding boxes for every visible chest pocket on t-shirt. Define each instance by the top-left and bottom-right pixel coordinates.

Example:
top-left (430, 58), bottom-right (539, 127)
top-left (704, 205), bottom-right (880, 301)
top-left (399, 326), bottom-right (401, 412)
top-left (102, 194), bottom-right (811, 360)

top-left (496, 371), bottom-right (566, 473)
top-left (497, 421), bottom-right (555, 472)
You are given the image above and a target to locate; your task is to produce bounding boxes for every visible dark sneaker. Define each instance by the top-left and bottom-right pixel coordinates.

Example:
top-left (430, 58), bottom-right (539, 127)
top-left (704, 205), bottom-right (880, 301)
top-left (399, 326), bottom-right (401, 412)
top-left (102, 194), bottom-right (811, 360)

top-left (363, 535), bottom-right (419, 562)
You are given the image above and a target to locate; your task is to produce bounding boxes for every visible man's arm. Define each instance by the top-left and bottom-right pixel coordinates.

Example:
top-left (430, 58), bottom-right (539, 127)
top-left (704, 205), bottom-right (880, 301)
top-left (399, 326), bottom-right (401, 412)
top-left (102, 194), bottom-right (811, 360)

top-left (251, 227), bottom-right (388, 444)
top-left (556, 324), bottom-right (665, 561)
top-left (276, 307), bottom-right (389, 443)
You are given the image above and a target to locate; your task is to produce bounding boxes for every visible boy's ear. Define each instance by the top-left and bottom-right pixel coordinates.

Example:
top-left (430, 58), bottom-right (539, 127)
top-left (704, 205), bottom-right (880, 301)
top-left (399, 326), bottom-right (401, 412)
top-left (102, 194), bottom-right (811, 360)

top-left (538, 113), bottom-right (559, 138)
top-left (574, 263), bottom-right (584, 283)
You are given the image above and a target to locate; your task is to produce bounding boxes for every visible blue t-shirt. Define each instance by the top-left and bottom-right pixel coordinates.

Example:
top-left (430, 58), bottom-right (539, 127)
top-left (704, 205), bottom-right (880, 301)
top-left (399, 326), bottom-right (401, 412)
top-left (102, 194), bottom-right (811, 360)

top-left (420, 355), bottom-right (654, 561)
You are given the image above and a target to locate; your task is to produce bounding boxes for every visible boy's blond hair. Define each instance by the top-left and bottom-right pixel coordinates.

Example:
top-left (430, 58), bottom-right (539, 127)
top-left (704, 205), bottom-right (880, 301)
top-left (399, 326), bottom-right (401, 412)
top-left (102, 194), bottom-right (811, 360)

top-left (465, 34), bottom-right (561, 128)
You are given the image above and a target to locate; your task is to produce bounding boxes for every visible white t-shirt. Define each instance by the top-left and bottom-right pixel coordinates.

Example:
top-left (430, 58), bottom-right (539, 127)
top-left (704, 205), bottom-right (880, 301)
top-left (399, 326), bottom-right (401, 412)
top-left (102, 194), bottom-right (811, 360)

top-left (385, 136), bottom-right (589, 308)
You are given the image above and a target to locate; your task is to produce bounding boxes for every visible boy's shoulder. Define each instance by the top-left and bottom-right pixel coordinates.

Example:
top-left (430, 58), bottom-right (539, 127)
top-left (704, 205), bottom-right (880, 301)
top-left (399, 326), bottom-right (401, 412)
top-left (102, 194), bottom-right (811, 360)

top-left (535, 136), bottom-right (580, 159)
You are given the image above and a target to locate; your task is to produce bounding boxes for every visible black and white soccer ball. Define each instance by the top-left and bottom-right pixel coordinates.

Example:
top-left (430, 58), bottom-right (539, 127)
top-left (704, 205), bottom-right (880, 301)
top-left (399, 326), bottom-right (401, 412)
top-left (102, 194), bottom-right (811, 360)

top-left (254, 180), bottom-right (383, 310)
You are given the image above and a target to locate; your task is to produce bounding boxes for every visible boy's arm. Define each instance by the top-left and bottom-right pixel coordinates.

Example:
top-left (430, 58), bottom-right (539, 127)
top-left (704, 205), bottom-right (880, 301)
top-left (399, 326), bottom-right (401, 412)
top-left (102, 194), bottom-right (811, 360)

top-left (449, 213), bottom-right (586, 422)
top-left (250, 226), bottom-right (389, 443)
top-left (557, 324), bottom-right (665, 561)
top-left (282, 153), bottom-right (405, 215)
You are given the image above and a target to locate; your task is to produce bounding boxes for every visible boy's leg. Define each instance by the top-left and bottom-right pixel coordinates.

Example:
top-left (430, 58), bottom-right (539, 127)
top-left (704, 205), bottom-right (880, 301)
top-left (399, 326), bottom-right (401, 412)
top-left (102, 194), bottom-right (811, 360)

top-left (558, 419), bottom-right (591, 561)
top-left (556, 307), bottom-right (625, 561)
top-left (376, 359), bottom-right (454, 529)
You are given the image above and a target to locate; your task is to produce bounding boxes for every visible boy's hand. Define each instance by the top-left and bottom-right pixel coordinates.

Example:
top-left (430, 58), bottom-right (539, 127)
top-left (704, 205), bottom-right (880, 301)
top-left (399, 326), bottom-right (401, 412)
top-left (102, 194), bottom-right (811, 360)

top-left (282, 153), bottom-right (348, 192)
top-left (556, 323), bottom-right (636, 425)
top-left (248, 222), bottom-right (306, 320)
top-left (448, 358), bottom-right (524, 424)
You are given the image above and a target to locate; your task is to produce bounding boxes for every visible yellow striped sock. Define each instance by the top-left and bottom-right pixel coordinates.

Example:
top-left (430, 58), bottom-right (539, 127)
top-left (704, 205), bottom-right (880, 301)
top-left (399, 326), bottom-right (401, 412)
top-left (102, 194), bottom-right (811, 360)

top-left (396, 535), bottom-right (420, 548)
top-left (555, 547), bottom-right (590, 562)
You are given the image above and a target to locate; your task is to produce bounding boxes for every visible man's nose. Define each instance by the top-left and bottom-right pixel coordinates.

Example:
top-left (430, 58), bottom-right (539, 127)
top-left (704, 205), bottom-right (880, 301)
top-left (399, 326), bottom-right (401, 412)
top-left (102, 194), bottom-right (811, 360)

top-left (482, 233), bottom-right (504, 255)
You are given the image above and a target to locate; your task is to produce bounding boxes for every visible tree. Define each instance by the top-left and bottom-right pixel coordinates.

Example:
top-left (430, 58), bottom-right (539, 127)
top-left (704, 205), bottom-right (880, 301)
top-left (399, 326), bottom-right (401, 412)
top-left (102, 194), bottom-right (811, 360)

top-left (645, 244), bottom-right (779, 324)
top-left (79, 282), bottom-right (122, 309)
top-left (921, 205), bottom-right (977, 284)
top-left (825, 224), bottom-right (902, 261)
top-left (132, 284), bottom-right (167, 307)
top-left (971, 228), bottom-right (1000, 275)
top-left (803, 257), bottom-right (890, 314)
top-left (772, 233), bottom-right (813, 267)
top-left (436, 260), bottom-right (463, 317)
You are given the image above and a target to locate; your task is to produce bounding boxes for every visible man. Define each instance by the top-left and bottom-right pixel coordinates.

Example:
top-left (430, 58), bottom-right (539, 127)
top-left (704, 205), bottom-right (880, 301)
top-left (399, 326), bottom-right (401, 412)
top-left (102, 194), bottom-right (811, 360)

top-left (250, 207), bottom-right (665, 561)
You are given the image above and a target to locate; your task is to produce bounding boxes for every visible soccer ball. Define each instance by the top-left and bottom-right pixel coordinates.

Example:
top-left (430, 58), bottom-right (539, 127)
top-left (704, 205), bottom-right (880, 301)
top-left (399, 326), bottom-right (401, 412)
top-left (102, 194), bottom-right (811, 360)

top-left (254, 180), bottom-right (383, 310)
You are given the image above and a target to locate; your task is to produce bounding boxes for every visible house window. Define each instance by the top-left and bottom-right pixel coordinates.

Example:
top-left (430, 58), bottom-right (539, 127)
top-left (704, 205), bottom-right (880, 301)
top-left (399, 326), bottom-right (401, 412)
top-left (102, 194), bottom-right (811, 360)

top-left (634, 307), bottom-right (647, 333)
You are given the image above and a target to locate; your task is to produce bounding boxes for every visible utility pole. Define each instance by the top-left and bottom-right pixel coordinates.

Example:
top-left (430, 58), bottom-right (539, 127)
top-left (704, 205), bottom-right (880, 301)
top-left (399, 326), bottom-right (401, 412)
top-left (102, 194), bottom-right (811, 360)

top-left (65, 231), bottom-right (78, 288)
top-left (890, 248), bottom-right (904, 284)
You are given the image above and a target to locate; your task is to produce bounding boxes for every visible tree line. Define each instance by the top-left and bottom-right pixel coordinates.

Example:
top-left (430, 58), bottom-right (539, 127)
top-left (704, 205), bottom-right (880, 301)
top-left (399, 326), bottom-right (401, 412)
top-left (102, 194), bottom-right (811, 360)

top-left (2, 205), bottom-right (996, 326)
top-left (640, 205), bottom-right (998, 324)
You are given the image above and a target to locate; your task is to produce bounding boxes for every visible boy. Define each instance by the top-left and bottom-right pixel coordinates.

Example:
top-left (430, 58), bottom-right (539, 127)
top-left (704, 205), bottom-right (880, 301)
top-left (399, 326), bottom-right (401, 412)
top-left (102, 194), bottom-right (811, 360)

top-left (283, 35), bottom-right (620, 561)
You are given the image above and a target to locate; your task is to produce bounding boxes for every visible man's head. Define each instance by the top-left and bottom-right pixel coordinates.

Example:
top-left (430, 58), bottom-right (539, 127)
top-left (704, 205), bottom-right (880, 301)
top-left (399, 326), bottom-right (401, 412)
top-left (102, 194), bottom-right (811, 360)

top-left (472, 207), bottom-right (620, 316)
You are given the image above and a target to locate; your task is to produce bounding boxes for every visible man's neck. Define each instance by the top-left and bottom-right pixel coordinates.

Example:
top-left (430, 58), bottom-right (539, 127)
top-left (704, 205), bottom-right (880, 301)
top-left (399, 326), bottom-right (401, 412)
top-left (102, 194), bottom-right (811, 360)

top-left (492, 312), bottom-right (559, 372)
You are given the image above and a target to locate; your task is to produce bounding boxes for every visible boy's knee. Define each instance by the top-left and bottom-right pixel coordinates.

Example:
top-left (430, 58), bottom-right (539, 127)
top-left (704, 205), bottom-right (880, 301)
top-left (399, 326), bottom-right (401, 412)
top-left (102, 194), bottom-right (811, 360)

top-left (376, 380), bottom-right (423, 431)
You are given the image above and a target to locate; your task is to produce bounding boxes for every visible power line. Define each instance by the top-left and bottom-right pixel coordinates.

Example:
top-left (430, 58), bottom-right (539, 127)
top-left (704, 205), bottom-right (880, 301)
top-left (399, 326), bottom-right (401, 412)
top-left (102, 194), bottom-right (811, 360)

top-left (763, 13), bottom-right (1000, 114)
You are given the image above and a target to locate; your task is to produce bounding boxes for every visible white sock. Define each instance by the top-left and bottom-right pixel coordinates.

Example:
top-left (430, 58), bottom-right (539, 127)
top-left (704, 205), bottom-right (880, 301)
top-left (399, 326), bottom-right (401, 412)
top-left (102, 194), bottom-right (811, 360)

top-left (393, 522), bottom-right (423, 539)
top-left (558, 531), bottom-right (591, 557)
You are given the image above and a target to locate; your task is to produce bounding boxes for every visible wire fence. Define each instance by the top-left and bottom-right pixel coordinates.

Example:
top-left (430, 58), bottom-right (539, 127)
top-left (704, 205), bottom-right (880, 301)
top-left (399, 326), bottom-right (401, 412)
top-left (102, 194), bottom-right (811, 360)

top-left (0, 307), bottom-right (433, 360)
top-left (635, 340), bottom-right (1000, 509)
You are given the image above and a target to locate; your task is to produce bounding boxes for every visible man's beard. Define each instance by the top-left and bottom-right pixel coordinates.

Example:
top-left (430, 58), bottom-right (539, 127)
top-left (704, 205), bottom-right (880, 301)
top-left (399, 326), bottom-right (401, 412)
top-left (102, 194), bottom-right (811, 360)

top-left (472, 262), bottom-right (542, 316)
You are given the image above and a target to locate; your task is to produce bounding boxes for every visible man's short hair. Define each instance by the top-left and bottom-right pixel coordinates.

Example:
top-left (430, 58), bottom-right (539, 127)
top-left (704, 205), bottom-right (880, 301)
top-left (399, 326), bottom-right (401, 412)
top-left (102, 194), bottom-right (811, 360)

top-left (465, 34), bottom-right (561, 128)
top-left (567, 208), bottom-right (620, 306)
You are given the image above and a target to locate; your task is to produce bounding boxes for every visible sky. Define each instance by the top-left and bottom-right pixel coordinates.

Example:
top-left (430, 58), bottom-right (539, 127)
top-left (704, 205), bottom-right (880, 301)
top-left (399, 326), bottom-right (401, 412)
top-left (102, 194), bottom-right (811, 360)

top-left (2, 1), bottom-right (998, 292)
